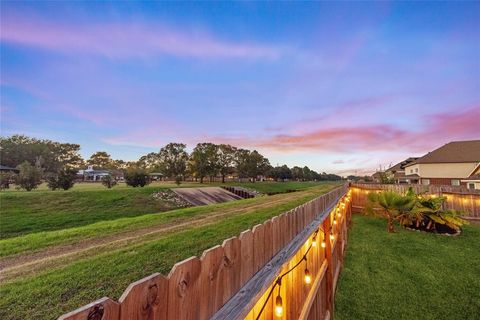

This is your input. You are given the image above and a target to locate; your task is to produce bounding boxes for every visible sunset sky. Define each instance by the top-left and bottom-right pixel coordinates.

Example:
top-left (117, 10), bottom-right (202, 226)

top-left (1, 2), bottom-right (479, 175)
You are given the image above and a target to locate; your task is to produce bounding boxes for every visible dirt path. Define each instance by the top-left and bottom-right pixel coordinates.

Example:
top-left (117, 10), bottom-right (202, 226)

top-left (0, 192), bottom-right (314, 282)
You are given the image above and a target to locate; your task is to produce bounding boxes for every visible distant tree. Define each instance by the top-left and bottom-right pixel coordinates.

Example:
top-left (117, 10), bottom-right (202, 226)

top-left (15, 161), bottom-right (43, 191)
top-left (291, 166), bottom-right (304, 181)
top-left (137, 152), bottom-right (162, 171)
top-left (190, 143), bottom-right (219, 183)
top-left (0, 172), bottom-right (15, 190)
top-left (0, 134), bottom-right (84, 173)
top-left (158, 143), bottom-right (188, 181)
top-left (87, 151), bottom-right (113, 169)
top-left (46, 168), bottom-right (77, 190)
top-left (268, 165), bottom-right (292, 181)
top-left (218, 144), bottom-right (237, 183)
top-left (302, 166), bottom-right (313, 181)
top-left (236, 149), bottom-right (270, 182)
top-left (101, 175), bottom-right (117, 189)
top-left (125, 167), bottom-right (150, 187)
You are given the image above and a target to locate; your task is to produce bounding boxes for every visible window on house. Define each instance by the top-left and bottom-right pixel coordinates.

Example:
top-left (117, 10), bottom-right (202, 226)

top-left (451, 179), bottom-right (460, 186)
top-left (422, 179), bottom-right (430, 185)
top-left (415, 168), bottom-right (418, 173)
top-left (468, 183), bottom-right (475, 189)
top-left (410, 169), bottom-right (413, 173)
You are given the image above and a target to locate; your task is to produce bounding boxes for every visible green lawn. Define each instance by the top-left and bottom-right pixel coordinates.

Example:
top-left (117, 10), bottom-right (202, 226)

top-left (335, 215), bottom-right (480, 320)
top-left (0, 181), bottom-right (334, 238)
top-left (0, 184), bottom-right (336, 320)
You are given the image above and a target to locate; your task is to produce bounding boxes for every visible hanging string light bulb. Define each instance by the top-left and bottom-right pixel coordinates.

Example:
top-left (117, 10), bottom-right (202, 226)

top-left (275, 293), bottom-right (283, 317)
top-left (312, 234), bottom-right (317, 247)
top-left (304, 257), bottom-right (312, 284)
top-left (330, 234), bottom-right (335, 241)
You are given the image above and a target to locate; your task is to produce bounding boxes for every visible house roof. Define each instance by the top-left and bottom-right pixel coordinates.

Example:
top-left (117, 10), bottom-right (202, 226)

top-left (406, 140), bottom-right (480, 165)
top-left (0, 165), bottom-right (19, 172)
top-left (387, 157), bottom-right (419, 172)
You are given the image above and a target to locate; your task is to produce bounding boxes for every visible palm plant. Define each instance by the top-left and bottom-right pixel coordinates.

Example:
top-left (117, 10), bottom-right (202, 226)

top-left (367, 191), bottom-right (415, 233)
top-left (411, 194), bottom-right (468, 232)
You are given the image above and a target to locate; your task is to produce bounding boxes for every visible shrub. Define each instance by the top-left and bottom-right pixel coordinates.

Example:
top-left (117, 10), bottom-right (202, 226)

top-left (125, 168), bottom-right (150, 187)
top-left (367, 188), bottom-right (468, 234)
top-left (15, 161), bottom-right (43, 191)
top-left (0, 172), bottom-right (15, 190)
top-left (102, 175), bottom-right (117, 189)
top-left (46, 168), bottom-right (77, 190)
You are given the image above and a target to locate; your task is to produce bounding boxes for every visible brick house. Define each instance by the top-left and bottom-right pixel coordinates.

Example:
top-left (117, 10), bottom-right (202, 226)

top-left (404, 140), bottom-right (480, 187)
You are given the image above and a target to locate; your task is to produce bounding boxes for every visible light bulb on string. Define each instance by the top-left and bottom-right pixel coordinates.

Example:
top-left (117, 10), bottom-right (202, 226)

top-left (275, 295), bottom-right (283, 317)
top-left (330, 234), bottom-right (335, 241)
top-left (312, 235), bottom-right (317, 247)
top-left (304, 268), bottom-right (312, 284)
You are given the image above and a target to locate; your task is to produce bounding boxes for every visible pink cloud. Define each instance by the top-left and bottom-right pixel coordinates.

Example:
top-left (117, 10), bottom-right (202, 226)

top-left (209, 105), bottom-right (480, 154)
top-left (1, 15), bottom-right (281, 60)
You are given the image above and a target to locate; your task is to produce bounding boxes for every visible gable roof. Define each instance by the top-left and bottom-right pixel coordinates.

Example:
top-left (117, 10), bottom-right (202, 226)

top-left (387, 157), bottom-right (419, 172)
top-left (410, 140), bottom-right (480, 165)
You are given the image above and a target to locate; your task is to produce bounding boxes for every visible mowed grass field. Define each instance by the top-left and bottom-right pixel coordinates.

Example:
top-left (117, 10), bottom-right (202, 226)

top-left (335, 215), bottom-right (480, 320)
top-left (0, 181), bottom-right (338, 320)
top-left (0, 180), bottom-right (322, 238)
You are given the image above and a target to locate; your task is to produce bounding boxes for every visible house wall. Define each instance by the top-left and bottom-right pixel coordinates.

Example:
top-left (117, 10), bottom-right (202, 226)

top-left (405, 162), bottom-right (478, 179)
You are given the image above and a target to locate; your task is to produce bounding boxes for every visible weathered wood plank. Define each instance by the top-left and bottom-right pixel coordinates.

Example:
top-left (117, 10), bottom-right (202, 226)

top-left (58, 297), bottom-right (120, 320)
top-left (118, 273), bottom-right (167, 320)
top-left (166, 256), bottom-right (201, 320)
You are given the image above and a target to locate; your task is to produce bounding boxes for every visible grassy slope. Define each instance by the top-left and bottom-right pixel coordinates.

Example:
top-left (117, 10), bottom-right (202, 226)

top-left (335, 215), bottom-right (480, 320)
top-left (0, 184), bottom-right (336, 320)
top-left (0, 181), bottom-right (333, 238)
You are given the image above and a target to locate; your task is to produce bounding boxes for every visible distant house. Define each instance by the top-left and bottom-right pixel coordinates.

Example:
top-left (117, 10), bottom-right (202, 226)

top-left (385, 157), bottom-right (419, 184)
top-left (404, 140), bottom-right (480, 187)
top-left (461, 164), bottom-right (480, 190)
top-left (0, 165), bottom-right (19, 173)
top-left (371, 172), bottom-right (384, 183)
top-left (78, 165), bottom-right (111, 181)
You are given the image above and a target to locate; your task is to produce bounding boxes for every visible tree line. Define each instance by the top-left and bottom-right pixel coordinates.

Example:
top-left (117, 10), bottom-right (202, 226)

top-left (0, 135), bottom-right (342, 191)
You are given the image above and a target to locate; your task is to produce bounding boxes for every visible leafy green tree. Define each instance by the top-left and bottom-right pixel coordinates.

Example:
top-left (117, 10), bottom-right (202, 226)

top-left (218, 144), bottom-right (237, 183)
top-left (189, 143), bottom-right (219, 183)
top-left (236, 149), bottom-right (270, 182)
top-left (87, 151), bottom-right (113, 169)
top-left (291, 166), bottom-right (304, 181)
top-left (0, 172), bottom-right (15, 190)
top-left (15, 161), bottom-right (43, 191)
top-left (46, 168), bottom-right (77, 190)
top-left (124, 167), bottom-right (150, 187)
top-left (158, 143), bottom-right (188, 180)
top-left (0, 135), bottom-right (83, 173)
top-left (101, 175), bottom-right (117, 189)
top-left (138, 152), bottom-right (163, 171)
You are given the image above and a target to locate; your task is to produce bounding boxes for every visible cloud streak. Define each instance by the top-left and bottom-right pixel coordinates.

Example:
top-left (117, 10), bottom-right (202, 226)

top-left (1, 15), bottom-right (281, 60)
top-left (209, 106), bottom-right (480, 154)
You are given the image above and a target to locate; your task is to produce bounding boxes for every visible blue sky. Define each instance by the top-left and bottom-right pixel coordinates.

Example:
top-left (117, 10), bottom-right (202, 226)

top-left (1, 1), bottom-right (479, 175)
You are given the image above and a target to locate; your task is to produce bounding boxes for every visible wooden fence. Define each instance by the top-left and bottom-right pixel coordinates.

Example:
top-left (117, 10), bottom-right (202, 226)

top-left (59, 185), bottom-right (350, 320)
top-left (213, 190), bottom-right (352, 320)
top-left (351, 183), bottom-right (480, 218)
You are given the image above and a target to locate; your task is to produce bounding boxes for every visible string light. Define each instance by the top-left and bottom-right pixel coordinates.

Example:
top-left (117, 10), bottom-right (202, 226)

top-left (275, 289), bottom-right (283, 317)
top-left (304, 268), bottom-right (312, 284)
top-left (254, 191), bottom-right (348, 320)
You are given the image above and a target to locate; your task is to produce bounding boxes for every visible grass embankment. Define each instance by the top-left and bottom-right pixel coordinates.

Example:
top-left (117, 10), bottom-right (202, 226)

top-left (0, 183), bottom-right (337, 320)
top-left (0, 181), bottom-right (333, 238)
top-left (335, 215), bottom-right (480, 320)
